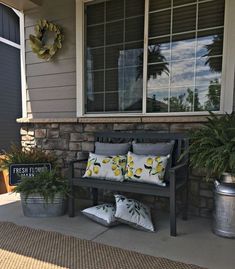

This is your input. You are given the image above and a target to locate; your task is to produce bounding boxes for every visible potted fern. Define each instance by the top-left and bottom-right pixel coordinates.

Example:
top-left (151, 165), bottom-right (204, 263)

top-left (0, 146), bottom-right (68, 217)
top-left (14, 169), bottom-right (68, 217)
top-left (188, 112), bottom-right (235, 183)
top-left (188, 112), bottom-right (235, 238)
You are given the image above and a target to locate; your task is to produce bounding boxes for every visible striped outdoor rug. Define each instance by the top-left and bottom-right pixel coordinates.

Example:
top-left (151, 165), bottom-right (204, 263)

top-left (0, 222), bottom-right (205, 269)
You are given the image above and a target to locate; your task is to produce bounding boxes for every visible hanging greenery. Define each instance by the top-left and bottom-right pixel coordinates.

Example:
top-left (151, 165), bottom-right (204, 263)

top-left (29, 19), bottom-right (64, 61)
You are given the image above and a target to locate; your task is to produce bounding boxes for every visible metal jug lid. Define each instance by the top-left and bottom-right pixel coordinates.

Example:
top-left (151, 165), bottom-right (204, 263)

top-left (215, 181), bottom-right (235, 196)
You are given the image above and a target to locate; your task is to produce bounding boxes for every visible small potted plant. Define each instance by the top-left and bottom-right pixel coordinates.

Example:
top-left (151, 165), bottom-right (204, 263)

top-left (187, 112), bottom-right (235, 238)
top-left (14, 169), bottom-right (68, 217)
top-left (0, 146), bottom-right (68, 217)
top-left (188, 112), bottom-right (235, 183)
top-left (0, 145), bottom-right (57, 169)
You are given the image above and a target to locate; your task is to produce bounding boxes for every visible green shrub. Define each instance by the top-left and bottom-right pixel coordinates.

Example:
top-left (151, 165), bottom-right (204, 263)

top-left (188, 112), bottom-right (235, 180)
top-left (14, 169), bottom-right (69, 202)
top-left (0, 145), bottom-right (57, 171)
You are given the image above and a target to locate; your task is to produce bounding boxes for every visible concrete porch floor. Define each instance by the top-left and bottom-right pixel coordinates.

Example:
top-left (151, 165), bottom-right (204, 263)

top-left (0, 193), bottom-right (234, 269)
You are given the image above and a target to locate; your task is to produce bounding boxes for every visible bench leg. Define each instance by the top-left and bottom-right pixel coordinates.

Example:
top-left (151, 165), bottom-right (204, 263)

top-left (182, 184), bottom-right (188, 221)
top-left (170, 193), bottom-right (177, 236)
top-left (92, 188), bottom-right (98, 206)
top-left (68, 187), bottom-right (75, 217)
top-left (170, 171), bottom-right (177, 236)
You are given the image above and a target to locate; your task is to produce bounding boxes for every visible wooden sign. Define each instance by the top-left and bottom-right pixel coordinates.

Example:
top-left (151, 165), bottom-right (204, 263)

top-left (9, 163), bottom-right (51, 186)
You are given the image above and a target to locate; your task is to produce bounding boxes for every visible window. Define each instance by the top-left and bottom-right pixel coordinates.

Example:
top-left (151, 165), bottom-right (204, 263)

top-left (78, 0), bottom-right (233, 116)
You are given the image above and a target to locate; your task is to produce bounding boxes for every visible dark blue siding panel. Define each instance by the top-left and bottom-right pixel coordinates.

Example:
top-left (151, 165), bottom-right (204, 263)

top-left (0, 42), bottom-right (22, 152)
top-left (0, 4), bottom-right (20, 44)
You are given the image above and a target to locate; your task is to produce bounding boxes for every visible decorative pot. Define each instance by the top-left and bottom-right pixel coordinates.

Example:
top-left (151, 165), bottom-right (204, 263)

top-left (20, 193), bottom-right (65, 217)
top-left (221, 173), bottom-right (235, 184)
top-left (213, 180), bottom-right (235, 238)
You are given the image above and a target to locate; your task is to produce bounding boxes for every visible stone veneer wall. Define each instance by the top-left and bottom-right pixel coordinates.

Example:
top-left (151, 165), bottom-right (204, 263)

top-left (20, 122), bottom-right (214, 218)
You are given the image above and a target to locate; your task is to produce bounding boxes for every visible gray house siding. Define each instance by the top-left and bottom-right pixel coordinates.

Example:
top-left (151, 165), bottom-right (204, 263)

top-left (24, 0), bottom-right (235, 119)
top-left (24, 0), bottom-right (76, 118)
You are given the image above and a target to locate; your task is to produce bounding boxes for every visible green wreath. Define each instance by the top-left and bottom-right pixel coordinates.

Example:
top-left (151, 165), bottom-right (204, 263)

top-left (29, 19), bottom-right (64, 61)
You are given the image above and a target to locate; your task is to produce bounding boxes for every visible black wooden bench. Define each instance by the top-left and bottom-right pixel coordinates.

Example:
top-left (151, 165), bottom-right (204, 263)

top-left (68, 132), bottom-right (189, 236)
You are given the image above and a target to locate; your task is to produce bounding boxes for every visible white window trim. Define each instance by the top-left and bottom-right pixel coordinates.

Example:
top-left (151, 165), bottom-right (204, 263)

top-left (76, 0), bottom-right (235, 117)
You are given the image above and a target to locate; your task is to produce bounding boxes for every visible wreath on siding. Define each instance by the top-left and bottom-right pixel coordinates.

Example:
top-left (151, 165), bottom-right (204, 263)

top-left (29, 19), bottom-right (64, 61)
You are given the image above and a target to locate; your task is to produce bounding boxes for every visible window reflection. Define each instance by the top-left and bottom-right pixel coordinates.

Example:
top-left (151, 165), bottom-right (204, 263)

top-left (146, 0), bottom-right (224, 113)
top-left (147, 89), bottom-right (169, 113)
top-left (171, 61), bottom-right (195, 87)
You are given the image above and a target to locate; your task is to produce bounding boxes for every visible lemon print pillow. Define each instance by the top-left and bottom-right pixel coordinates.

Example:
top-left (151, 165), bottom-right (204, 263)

top-left (125, 152), bottom-right (170, 186)
top-left (83, 153), bottom-right (126, 181)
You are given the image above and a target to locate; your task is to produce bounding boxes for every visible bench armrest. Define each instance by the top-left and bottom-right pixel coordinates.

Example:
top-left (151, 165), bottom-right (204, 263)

top-left (70, 152), bottom-right (89, 164)
top-left (69, 152), bottom-right (89, 180)
top-left (169, 161), bottom-right (189, 187)
top-left (169, 162), bottom-right (188, 174)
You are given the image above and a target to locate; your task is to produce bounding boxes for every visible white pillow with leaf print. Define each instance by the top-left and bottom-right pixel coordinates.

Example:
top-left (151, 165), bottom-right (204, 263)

top-left (82, 203), bottom-right (119, 227)
top-left (114, 194), bottom-right (154, 232)
top-left (83, 153), bottom-right (126, 181)
top-left (125, 152), bottom-right (170, 186)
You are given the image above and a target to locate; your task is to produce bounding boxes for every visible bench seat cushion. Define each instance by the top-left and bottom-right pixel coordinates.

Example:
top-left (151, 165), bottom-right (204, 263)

top-left (95, 142), bottom-right (130, 155)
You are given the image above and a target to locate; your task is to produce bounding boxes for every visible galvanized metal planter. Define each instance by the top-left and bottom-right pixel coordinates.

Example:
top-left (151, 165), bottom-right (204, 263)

top-left (213, 180), bottom-right (235, 238)
top-left (221, 173), bottom-right (235, 184)
top-left (20, 193), bottom-right (66, 217)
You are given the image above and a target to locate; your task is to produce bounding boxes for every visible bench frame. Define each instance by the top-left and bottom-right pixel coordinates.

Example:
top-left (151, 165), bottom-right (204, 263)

top-left (68, 132), bottom-right (189, 236)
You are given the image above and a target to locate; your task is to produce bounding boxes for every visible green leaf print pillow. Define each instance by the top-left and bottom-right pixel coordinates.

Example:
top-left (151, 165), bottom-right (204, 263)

top-left (83, 153), bottom-right (126, 181)
top-left (82, 203), bottom-right (119, 227)
top-left (114, 194), bottom-right (154, 232)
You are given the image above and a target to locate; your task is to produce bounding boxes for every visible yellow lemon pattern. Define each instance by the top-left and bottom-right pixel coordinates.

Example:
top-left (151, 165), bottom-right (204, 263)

top-left (84, 153), bottom-right (126, 181)
top-left (125, 152), bottom-right (169, 186)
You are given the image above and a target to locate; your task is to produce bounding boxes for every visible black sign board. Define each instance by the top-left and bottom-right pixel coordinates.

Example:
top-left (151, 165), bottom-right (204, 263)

top-left (9, 163), bottom-right (51, 186)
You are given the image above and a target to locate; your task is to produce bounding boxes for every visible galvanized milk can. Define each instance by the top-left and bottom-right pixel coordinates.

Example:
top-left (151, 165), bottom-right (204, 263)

top-left (213, 180), bottom-right (235, 238)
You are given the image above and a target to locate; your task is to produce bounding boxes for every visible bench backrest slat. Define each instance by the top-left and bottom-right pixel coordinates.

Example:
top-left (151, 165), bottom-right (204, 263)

top-left (94, 132), bottom-right (188, 165)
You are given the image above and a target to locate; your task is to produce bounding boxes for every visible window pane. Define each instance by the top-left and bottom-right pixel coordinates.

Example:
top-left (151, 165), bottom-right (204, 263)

top-left (87, 48), bottom-right (104, 70)
top-left (149, 10), bottom-right (171, 38)
top-left (171, 33), bottom-right (196, 61)
top-left (198, 0), bottom-right (225, 30)
top-left (123, 67), bottom-right (143, 111)
top-left (147, 89), bottom-right (169, 113)
top-left (105, 45), bottom-right (124, 69)
top-left (196, 56), bottom-right (222, 86)
top-left (196, 83), bottom-right (221, 111)
top-left (146, 0), bottom-right (225, 114)
top-left (171, 61), bottom-right (195, 87)
top-left (86, 71), bottom-right (104, 93)
top-left (87, 25), bottom-right (104, 48)
top-left (149, 0), bottom-right (171, 12)
top-left (86, 93), bottom-right (104, 112)
top-left (85, 0), bottom-right (144, 114)
top-left (173, 0), bottom-right (196, 6)
top-left (106, 21), bottom-right (124, 45)
top-left (148, 37), bottom-right (171, 63)
top-left (147, 63), bottom-right (170, 89)
top-left (125, 42), bottom-right (144, 67)
top-left (105, 92), bottom-right (119, 111)
top-left (125, 16), bottom-right (144, 42)
top-left (105, 69), bottom-right (124, 92)
top-left (106, 0), bottom-right (124, 22)
top-left (197, 29), bottom-right (224, 58)
top-left (169, 87), bottom-right (194, 112)
top-left (87, 3), bottom-right (104, 25)
top-left (173, 4), bottom-right (196, 33)
top-left (126, 0), bottom-right (144, 17)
